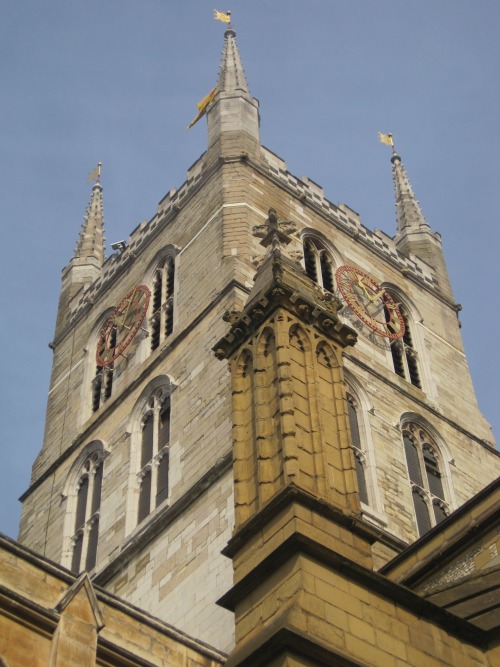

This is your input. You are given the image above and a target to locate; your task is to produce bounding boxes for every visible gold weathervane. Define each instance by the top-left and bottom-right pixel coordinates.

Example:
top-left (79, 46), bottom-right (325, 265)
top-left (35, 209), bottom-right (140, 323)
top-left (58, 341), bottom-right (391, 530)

top-left (378, 132), bottom-right (396, 152)
top-left (214, 10), bottom-right (231, 26)
top-left (87, 162), bottom-right (102, 184)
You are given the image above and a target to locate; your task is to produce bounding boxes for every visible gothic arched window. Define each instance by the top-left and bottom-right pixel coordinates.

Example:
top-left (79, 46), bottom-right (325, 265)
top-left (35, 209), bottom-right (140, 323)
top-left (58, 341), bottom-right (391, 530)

top-left (402, 423), bottom-right (449, 536)
top-left (347, 395), bottom-right (369, 505)
top-left (303, 237), bottom-right (335, 292)
top-left (91, 316), bottom-right (116, 413)
top-left (385, 301), bottom-right (421, 389)
top-left (137, 390), bottom-right (171, 523)
top-left (150, 256), bottom-right (175, 352)
top-left (70, 450), bottom-right (104, 573)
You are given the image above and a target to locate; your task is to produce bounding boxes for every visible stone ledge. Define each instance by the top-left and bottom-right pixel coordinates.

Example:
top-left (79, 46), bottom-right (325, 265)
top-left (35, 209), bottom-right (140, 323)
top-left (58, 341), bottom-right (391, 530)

top-left (221, 485), bottom-right (406, 561)
top-left (224, 622), bottom-right (367, 667)
top-left (218, 531), bottom-right (490, 649)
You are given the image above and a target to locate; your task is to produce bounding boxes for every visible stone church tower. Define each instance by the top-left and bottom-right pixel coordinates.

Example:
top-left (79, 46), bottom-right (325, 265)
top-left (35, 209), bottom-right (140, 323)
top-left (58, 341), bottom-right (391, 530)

top-left (14, 26), bottom-right (499, 666)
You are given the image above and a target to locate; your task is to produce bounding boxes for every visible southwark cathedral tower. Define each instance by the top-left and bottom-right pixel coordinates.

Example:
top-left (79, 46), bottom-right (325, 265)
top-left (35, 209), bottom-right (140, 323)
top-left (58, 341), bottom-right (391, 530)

top-left (1, 27), bottom-right (499, 667)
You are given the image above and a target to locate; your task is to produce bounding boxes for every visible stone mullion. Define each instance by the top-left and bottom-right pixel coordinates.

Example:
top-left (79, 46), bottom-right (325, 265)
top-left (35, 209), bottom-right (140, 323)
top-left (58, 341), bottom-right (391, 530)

top-left (150, 402), bottom-right (160, 513)
top-left (79, 472), bottom-right (93, 570)
top-left (160, 266), bottom-right (168, 341)
top-left (274, 312), bottom-right (298, 488)
top-left (314, 249), bottom-right (322, 288)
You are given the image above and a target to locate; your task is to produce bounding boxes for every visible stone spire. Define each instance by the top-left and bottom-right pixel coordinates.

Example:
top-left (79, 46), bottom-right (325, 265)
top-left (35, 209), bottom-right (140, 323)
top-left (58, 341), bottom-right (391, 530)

top-left (53, 177), bottom-right (106, 340)
top-left (206, 27), bottom-right (260, 161)
top-left (391, 150), bottom-right (455, 301)
top-left (217, 27), bottom-right (250, 95)
top-left (391, 152), bottom-right (429, 234)
top-left (73, 181), bottom-right (105, 267)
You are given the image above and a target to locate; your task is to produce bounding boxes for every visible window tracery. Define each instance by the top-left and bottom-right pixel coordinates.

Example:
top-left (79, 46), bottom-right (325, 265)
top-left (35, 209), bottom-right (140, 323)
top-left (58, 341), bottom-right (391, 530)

top-left (150, 256), bottom-right (175, 352)
top-left (303, 237), bottom-right (335, 292)
top-left (402, 423), bottom-right (449, 536)
top-left (384, 298), bottom-right (421, 388)
top-left (69, 450), bottom-right (104, 573)
top-left (137, 388), bottom-right (171, 524)
top-left (88, 308), bottom-right (117, 414)
top-left (91, 323), bottom-right (116, 412)
top-left (346, 394), bottom-right (369, 505)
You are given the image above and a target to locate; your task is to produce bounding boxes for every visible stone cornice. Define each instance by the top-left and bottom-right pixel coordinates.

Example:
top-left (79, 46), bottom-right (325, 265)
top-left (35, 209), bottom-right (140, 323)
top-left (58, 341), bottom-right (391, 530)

top-left (0, 584), bottom-right (59, 636)
top-left (221, 485), bottom-right (406, 561)
top-left (224, 624), bottom-right (365, 667)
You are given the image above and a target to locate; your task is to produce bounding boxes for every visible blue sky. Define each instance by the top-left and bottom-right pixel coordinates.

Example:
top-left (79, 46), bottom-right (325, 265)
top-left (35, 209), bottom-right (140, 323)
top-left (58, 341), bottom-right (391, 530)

top-left (1, 1), bottom-right (498, 539)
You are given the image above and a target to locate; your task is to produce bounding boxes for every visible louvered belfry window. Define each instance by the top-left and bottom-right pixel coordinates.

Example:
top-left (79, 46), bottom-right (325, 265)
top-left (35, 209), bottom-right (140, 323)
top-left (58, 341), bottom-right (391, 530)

top-left (151, 257), bottom-right (175, 352)
top-left (386, 304), bottom-right (421, 389)
top-left (70, 453), bottom-right (104, 574)
top-left (402, 424), bottom-right (449, 537)
top-left (137, 391), bottom-right (171, 524)
top-left (303, 238), bottom-right (335, 293)
top-left (347, 396), bottom-right (369, 505)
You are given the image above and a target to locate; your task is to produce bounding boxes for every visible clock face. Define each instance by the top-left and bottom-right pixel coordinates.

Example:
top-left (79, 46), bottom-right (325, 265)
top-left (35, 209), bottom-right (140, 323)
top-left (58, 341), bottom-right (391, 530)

top-left (96, 285), bottom-right (151, 367)
top-left (335, 265), bottom-right (405, 339)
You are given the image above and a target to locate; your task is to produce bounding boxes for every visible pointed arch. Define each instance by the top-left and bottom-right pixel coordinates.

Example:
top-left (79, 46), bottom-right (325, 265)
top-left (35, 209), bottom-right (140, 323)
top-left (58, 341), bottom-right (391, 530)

top-left (79, 308), bottom-right (117, 422)
top-left (126, 375), bottom-right (177, 532)
top-left (289, 322), bottom-right (312, 353)
top-left (316, 340), bottom-right (341, 370)
top-left (300, 229), bottom-right (343, 293)
top-left (343, 369), bottom-right (385, 523)
top-left (399, 413), bottom-right (455, 537)
top-left (381, 284), bottom-right (432, 394)
top-left (144, 245), bottom-right (180, 355)
top-left (62, 440), bottom-right (108, 573)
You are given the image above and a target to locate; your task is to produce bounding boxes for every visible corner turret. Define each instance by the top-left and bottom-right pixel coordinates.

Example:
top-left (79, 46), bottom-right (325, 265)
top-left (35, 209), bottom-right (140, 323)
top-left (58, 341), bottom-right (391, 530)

top-left (54, 174), bottom-right (105, 340)
top-left (205, 28), bottom-right (260, 163)
top-left (391, 151), bottom-right (454, 301)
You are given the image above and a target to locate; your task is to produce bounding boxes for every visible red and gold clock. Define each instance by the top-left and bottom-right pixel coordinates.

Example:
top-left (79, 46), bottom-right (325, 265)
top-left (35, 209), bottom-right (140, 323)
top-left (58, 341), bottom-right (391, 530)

top-left (335, 265), bottom-right (405, 339)
top-left (96, 285), bottom-right (151, 367)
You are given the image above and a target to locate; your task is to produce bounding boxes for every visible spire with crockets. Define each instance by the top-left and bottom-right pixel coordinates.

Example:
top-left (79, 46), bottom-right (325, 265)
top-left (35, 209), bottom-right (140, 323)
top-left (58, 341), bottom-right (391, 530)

top-left (53, 164), bottom-right (106, 339)
top-left (206, 19), bottom-right (260, 161)
top-left (379, 134), bottom-right (454, 301)
top-left (391, 151), bottom-right (429, 234)
top-left (74, 163), bottom-right (105, 267)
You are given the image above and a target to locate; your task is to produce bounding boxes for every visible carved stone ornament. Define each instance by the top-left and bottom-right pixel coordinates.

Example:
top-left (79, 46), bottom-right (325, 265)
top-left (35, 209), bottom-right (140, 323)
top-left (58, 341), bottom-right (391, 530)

top-left (223, 310), bottom-right (242, 324)
top-left (213, 245), bottom-right (357, 360)
top-left (252, 207), bottom-right (297, 249)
